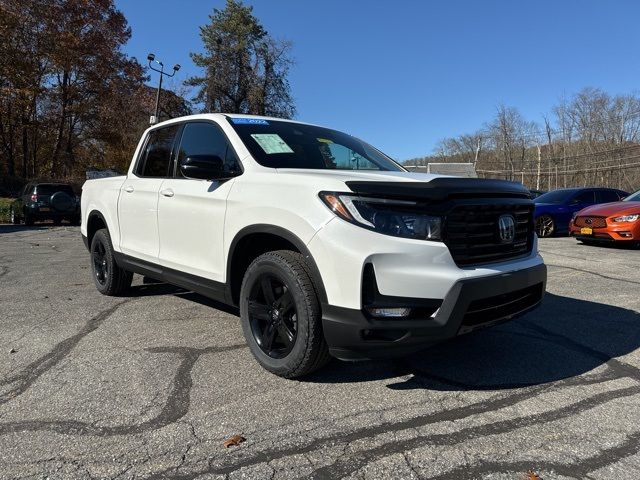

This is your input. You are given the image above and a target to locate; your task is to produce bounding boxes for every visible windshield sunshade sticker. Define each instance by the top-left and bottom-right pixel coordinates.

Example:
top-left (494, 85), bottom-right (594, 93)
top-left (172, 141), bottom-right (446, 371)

top-left (250, 133), bottom-right (294, 154)
top-left (231, 118), bottom-right (269, 125)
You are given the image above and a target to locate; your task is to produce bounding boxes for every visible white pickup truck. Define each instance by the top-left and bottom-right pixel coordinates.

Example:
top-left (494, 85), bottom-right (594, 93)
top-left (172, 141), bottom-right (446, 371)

top-left (81, 114), bottom-right (546, 378)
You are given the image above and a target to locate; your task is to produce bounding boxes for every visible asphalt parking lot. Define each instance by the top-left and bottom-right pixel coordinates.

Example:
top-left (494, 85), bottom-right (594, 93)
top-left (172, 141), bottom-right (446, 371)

top-left (0, 226), bottom-right (639, 479)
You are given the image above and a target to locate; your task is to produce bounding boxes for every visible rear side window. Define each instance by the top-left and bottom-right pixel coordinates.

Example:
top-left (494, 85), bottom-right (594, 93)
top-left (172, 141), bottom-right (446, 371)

top-left (573, 191), bottom-right (595, 203)
top-left (596, 190), bottom-right (620, 203)
top-left (137, 125), bottom-right (180, 177)
top-left (176, 122), bottom-right (241, 178)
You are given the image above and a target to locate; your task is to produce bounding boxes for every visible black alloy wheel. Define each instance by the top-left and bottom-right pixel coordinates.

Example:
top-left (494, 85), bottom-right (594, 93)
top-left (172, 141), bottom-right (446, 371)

top-left (239, 250), bottom-right (331, 378)
top-left (90, 228), bottom-right (132, 296)
top-left (247, 273), bottom-right (298, 359)
top-left (92, 237), bottom-right (109, 287)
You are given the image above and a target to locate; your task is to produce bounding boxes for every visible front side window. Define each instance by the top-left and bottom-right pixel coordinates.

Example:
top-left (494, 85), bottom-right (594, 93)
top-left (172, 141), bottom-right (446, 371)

top-left (228, 118), bottom-right (404, 171)
top-left (137, 124), bottom-right (180, 177)
top-left (176, 122), bottom-right (241, 178)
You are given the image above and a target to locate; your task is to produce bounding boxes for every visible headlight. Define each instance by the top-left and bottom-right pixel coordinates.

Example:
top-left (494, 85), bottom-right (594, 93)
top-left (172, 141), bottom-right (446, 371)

top-left (612, 214), bottom-right (639, 223)
top-left (319, 192), bottom-right (442, 241)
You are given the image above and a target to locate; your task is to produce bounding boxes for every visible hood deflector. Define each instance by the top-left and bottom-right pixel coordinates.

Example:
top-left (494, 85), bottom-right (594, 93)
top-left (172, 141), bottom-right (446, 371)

top-left (345, 177), bottom-right (531, 202)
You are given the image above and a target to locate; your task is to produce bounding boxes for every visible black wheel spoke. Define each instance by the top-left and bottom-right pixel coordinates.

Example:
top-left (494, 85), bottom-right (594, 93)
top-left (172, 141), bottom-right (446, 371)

top-left (261, 323), bottom-right (277, 351)
top-left (277, 321), bottom-right (295, 347)
top-left (276, 289), bottom-right (293, 312)
top-left (261, 276), bottom-right (276, 304)
top-left (247, 300), bottom-right (271, 321)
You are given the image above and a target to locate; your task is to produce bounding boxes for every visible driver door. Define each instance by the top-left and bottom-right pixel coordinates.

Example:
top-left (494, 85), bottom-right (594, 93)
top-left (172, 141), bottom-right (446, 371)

top-left (157, 121), bottom-right (241, 283)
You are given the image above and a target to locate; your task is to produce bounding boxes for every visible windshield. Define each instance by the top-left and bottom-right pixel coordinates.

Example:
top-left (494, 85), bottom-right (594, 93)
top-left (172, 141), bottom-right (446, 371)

top-left (228, 118), bottom-right (404, 171)
top-left (534, 189), bottom-right (579, 204)
top-left (624, 190), bottom-right (640, 202)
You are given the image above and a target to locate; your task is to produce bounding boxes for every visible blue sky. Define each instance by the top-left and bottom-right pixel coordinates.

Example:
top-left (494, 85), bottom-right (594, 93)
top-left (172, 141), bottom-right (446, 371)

top-left (116, 0), bottom-right (640, 160)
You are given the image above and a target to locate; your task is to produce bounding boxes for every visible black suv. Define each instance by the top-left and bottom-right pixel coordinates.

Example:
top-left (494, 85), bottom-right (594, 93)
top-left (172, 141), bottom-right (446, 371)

top-left (10, 183), bottom-right (80, 225)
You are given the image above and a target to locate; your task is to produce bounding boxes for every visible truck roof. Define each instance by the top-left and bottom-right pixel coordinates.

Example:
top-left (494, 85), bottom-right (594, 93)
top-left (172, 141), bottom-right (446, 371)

top-left (148, 113), bottom-right (318, 130)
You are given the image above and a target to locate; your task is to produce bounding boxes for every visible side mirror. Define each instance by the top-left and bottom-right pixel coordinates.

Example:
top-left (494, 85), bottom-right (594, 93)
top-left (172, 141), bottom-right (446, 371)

top-left (179, 155), bottom-right (224, 180)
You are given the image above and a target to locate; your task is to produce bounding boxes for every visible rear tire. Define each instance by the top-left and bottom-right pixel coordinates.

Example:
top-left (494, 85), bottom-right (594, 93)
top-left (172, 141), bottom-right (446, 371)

top-left (71, 215), bottom-right (81, 226)
top-left (24, 211), bottom-right (34, 226)
top-left (239, 250), bottom-right (330, 378)
top-left (535, 214), bottom-right (555, 238)
top-left (90, 228), bottom-right (132, 296)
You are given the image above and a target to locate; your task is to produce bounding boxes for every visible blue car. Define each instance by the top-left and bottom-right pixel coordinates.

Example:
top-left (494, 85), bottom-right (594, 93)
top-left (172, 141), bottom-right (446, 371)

top-left (534, 187), bottom-right (628, 237)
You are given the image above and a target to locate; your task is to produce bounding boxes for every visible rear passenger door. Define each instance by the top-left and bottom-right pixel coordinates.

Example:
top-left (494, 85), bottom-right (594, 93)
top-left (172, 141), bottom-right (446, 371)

top-left (157, 121), bottom-right (241, 282)
top-left (118, 124), bottom-right (180, 263)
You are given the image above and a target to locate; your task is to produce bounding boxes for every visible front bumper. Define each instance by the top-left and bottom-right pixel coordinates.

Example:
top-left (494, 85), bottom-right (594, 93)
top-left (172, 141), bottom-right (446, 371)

top-left (322, 263), bottom-right (546, 360)
top-left (570, 224), bottom-right (639, 242)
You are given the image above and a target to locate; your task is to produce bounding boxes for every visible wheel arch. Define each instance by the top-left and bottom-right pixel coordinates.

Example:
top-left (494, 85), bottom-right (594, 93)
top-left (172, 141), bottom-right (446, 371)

top-left (227, 225), bottom-right (328, 306)
top-left (86, 210), bottom-right (108, 250)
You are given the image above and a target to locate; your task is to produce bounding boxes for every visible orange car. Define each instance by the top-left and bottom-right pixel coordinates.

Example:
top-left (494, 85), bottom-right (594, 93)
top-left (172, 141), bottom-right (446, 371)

top-left (569, 189), bottom-right (640, 246)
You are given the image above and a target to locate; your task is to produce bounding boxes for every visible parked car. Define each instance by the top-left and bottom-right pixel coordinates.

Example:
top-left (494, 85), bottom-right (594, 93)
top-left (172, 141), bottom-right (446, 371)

top-left (533, 187), bottom-right (628, 237)
top-left (569, 189), bottom-right (640, 246)
top-left (81, 114), bottom-right (546, 378)
top-left (529, 189), bottom-right (546, 199)
top-left (11, 182), bottom-right (80, 225)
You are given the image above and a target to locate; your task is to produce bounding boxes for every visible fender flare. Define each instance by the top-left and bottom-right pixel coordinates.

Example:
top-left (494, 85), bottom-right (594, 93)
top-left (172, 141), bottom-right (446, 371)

top-left (227, 224), bottom-right (328, 304)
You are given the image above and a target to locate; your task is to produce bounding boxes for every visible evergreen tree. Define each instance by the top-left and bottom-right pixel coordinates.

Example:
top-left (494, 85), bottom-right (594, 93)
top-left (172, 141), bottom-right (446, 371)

top-left (188, 0), bottom-right (295, 118)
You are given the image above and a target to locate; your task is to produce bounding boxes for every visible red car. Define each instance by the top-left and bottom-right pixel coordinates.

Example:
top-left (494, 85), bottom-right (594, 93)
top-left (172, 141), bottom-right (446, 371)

top-left (569, 189), bottom-right (640, 246)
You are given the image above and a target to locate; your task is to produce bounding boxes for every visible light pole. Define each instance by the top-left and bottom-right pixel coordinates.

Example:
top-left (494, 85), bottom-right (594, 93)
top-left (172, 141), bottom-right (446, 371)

top-left (147, 53), bottom-right (181, 124)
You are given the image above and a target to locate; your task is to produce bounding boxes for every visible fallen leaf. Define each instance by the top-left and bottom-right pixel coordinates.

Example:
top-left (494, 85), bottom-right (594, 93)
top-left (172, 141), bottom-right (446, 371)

top-left (9, 348), bottom-right (17, 354)
top-left (526, 470), bottom-right (542, 480)
top-left (223, 434), bottom-right (246, 448)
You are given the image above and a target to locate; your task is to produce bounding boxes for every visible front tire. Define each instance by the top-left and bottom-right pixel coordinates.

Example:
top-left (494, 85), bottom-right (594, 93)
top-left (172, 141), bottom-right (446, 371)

top-left (90, 228), bottom-right (132, 296)
top-left (535, 214), bottom-right (555, 238)
top-left (239, 250), bottom-right (330, 378)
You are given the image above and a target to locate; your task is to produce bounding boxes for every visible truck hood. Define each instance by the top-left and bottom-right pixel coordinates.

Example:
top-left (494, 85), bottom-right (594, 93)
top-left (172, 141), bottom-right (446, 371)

top-left (577, 201), bottom-right (640, 217)
top-left (275, 169), bottom-right (530, 201)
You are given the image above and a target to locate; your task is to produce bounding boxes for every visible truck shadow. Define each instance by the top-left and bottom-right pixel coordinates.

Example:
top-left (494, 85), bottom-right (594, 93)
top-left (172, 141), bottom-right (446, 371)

top-left (307, 293), bottom-right (640, 390)
top-left (119, 280), bottom-right (640, 391)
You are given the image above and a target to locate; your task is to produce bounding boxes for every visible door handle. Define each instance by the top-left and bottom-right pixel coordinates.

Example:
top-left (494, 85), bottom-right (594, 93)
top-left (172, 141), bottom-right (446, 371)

top-left (124, 185), bottom-right (134, 193)
top-left (160, 188), bottom-right (174, 198)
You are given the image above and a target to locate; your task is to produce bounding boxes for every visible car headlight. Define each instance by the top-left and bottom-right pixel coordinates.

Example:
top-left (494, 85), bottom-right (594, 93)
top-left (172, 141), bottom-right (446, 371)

top-left (319, 192), bottom-right (442, 241)
top-left (612, 214), bottom-right (639, 223)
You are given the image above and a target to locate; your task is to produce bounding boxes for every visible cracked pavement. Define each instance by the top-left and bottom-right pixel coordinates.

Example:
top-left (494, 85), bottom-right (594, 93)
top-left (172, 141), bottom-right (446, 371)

top-left (0, 225), bottom-right (639, 479)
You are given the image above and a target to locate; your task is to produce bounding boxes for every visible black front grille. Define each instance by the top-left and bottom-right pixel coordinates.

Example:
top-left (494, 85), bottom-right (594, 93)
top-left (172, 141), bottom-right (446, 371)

top-left (444, 202), bottom-right (534, 266)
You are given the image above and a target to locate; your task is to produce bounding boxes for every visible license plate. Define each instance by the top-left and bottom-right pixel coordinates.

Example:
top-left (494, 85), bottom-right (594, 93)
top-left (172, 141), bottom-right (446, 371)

top-left (39, 207), bottom-right (50, 212)
top-left (580, 227), bottom-right (593, 235)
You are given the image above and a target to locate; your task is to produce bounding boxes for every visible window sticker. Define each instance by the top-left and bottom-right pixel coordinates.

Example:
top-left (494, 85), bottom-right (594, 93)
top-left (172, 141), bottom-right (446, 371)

top-left (250, 134), bottom-right (294, 154)
top-left (231, 118), bottom-right (269, 125)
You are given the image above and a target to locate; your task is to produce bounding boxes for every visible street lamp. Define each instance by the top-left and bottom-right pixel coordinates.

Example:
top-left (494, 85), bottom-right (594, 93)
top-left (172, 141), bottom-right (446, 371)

top-left (147, 53), bottom-right (181, 124)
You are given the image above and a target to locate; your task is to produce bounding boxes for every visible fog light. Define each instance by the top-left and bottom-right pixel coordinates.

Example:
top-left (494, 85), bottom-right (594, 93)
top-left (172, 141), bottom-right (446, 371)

top-left (366, 307), bottom-right (411, 318)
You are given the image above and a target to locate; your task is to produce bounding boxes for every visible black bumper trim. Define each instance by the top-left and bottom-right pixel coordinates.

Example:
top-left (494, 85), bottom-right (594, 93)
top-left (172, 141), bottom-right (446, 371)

top-left (322, 263), bottom-right (547, 361)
